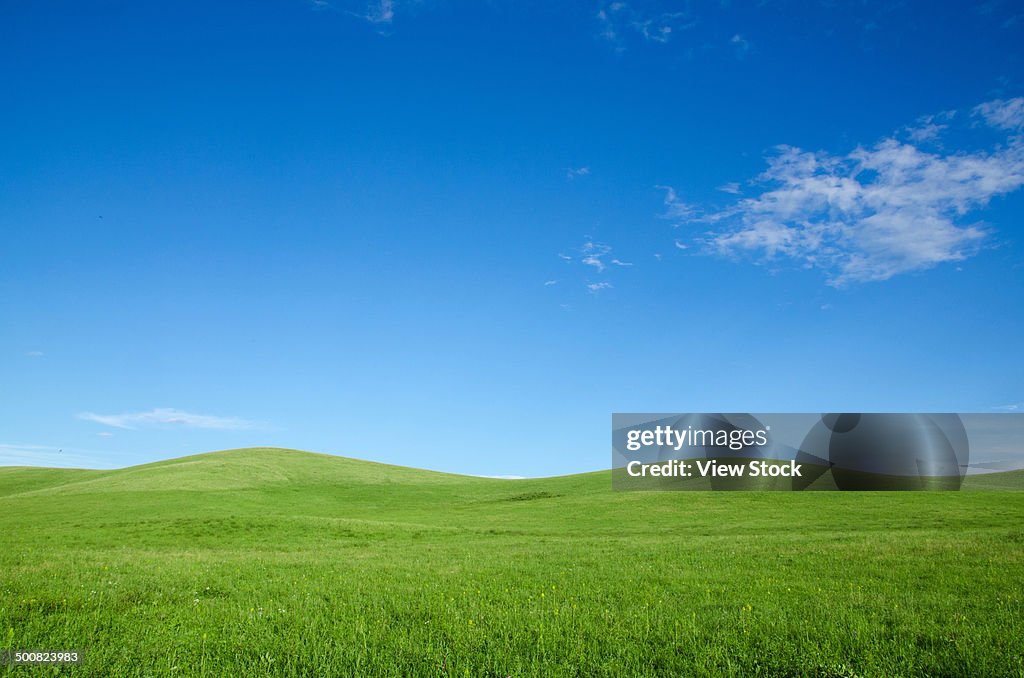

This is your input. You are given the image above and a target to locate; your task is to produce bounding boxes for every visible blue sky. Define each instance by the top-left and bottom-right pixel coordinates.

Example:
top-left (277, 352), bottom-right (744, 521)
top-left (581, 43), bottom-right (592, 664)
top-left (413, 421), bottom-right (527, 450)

top-left (3, 0), bottom-right (1024, 476)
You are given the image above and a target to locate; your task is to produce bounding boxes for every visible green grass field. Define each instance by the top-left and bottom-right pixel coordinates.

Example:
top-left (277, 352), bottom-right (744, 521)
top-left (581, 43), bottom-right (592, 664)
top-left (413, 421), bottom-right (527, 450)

top-left (1, 448), bottom-right (1022, 677)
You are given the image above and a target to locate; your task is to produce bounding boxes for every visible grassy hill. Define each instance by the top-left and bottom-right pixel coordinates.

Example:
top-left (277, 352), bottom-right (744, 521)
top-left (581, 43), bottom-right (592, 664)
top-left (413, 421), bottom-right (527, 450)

top-left (962, 468), bottom-right (1024, 491)
top-left (1, 448), bottom-right (1022, 677)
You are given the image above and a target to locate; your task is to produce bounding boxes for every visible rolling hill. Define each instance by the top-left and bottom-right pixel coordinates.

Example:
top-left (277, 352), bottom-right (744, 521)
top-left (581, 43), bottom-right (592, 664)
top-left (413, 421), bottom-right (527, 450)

top-left (1, 448), bottom-right (1022, 677)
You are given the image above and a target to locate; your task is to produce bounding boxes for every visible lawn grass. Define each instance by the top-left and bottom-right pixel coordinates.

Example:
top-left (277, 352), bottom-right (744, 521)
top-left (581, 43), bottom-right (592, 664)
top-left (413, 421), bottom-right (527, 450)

top-left (1, 448), bottom-right (1022, 676)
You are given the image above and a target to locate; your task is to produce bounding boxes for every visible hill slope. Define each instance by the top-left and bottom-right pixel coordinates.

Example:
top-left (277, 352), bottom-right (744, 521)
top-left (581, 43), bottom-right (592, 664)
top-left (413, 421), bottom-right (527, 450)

top-left (962, 467), bottom-right (1024, 490)
top-left (5, 445), bottom-right (1021, 496)
top-left (0, 447), bottom-right (488, 496)
top-left (1, 448), bottom-right (1022, 677)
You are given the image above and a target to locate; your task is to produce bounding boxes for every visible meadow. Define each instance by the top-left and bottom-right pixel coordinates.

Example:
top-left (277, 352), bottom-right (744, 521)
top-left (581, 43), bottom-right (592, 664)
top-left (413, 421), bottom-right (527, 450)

top-left (1, 448), bottom-right (1022, 677)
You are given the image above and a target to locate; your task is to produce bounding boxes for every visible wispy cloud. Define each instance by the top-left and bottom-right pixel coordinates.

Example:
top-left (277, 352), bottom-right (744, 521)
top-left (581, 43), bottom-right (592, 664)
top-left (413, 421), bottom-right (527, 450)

top-left (903, 111), bottom-right (955, 143)
top-left (717, 182), bottom-right (742, 195)
top-left (566, 166), bottom-right (591, 180)
top-left (544, 279), bottom-right (558, 286)
top-left (77, 408), bottom-right (260, 431)
top-left (977, 0), bottom-right (1024, 29)
top-left (554, 239), bottom-right (632, 292)
top-left (367, 0), bottom-right (394, 23)
top-left (0, 443), bottom-right (110, 469)
top-left (580, 240), bottom-right (612, 272)
top-left (657, 185), bottom-right (696, 223)
top-left (671, 98), bottom-right (1024, 285)
top-left (25, 350), bottom-right (44, 357)
top-left (973, 97), bottom-right (1024, 130)
top-left (316, 0), bottom-right (395, 27)
top-left (993, 402), bottom-right (1024, 411)
top-left (729, 33), bottom-right (751, 58)
top-left (597, 2), bottom-right (695, 48)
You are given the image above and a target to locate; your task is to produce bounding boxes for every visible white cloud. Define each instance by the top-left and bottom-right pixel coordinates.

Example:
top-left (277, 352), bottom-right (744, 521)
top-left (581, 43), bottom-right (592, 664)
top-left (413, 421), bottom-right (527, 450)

top-left (311, 0), bottom-right (394, 25)
top-left (77, 408), bottom-right (259, 431)
top-left (96, 431), bottom-right (114, 438)
top-left (993, 402), bottom-right (1024, 411)
top-left (25, 350), bottom-right (44, 357)
top-left (596, 7), bottom-right (621, 44)
top-left (973, 97), bottom-right (1024, 130)
top-left (674, 239), bottom-right (688, 250)
top-left (658, 185), bottom-right (696, 222)
top-left (364, 0), bottom-right (394, 23)
top-left (718, 182), bottom-right (742, 195)
top-left (556, 240), bottom-right (633, 291)
top-left (580, 241), bottom-right (612, 272)
top-left (635, 11), bottom-right (691, 43)
top-left (597, 2), bottom-right (695, 47)
top-left (566, 166), bottom-right (591, 179)
top-left (903, 111), bottom-right (955, 143)
top-left (905, 122), bottom-right (945, 143)
top-left (684, 99), bottom-right (1024, 285)
top-left (544, 280), bottom-right (558, 286)
top-left (730, 33), bottom-right (751, 58)
top-left (320, 0), bottom-right (394, 26)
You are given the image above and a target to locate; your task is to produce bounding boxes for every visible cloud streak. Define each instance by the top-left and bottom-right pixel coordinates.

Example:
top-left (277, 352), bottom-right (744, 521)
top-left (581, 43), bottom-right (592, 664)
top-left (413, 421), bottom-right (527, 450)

top-left (580, 241), bottom-right (612, 272)
top-left (658, 185), bottom-right (696, 223)
top-left (314, 0), bottom-right (395, 27)
top-left (730, 33), bottom-right (751, 58)
top-left (973, 97), bottom-right (1024, 130)
top-left (364, 0), bottom-right (394, 24)
top-left (597, 2), bottom-right (695, 48)
top-left (552, 239), bottom-right (632, 293)
top-left (672, 98), bottom-right (1024, 285)
top-left (77, 408), bottom-right (260, 431)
